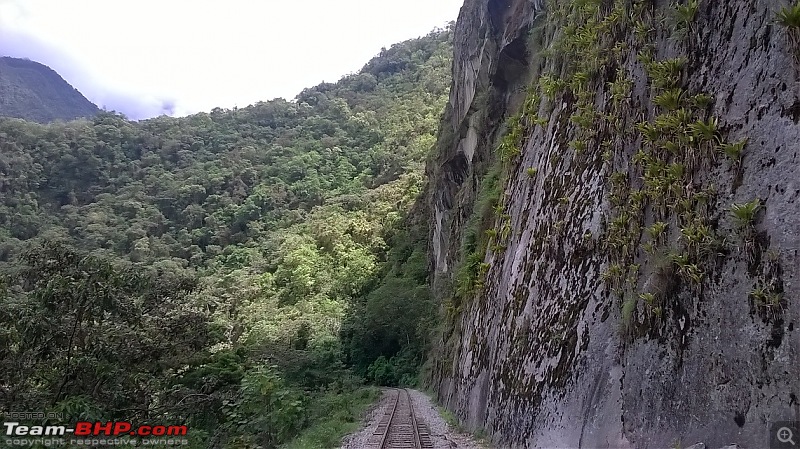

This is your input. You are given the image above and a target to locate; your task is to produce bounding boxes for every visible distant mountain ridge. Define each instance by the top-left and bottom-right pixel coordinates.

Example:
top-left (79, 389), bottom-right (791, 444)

top-left (0, 56), bottom-right (100, 123)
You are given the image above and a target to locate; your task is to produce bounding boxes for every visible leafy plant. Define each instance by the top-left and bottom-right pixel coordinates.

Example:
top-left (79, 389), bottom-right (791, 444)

top-left (610, 171), bottom-right (628, 186)
top-left (634, 20), bottom-right (654, 43)
top-left (750, 286), bottom-right (783, 308)
top-left (571, 109), bottom-right (595, 128)
top-left (621, 294), bottom-right (638, 331)
top-left (522, 91), bottom-right (541, 117)
top-left (456, 251), bottom-right (487, 298)
top-left (533, 116), bottom-right (550, 127)
top-left (602, 263), bottom-right (626, 287)
top-left (540, 74), bottom-right (566, 99)
top-left (571, 139), bottom-right (588, 153)
top-left (609, 68), bottom-right (633, 106)
top-left (639, 292), bottom-right (657, 306)
top-left (654, 88), bottom-right (685, 111)
top-left (645, 57), bottom-right (686, 88)
top-left (499, 114), bottom-right (525, 161)
top-left (526, 167), bottom-right (538, 177)
top-left (777, 4), bottom-right (800, 59)
top-left (691, 93), bottom-right (714, 109)
top-left (680, 218), bottom-right (717, 258)
top-left (776, 3), bottom-right (800, 29)
top-left (730, 199), bottom-right (761, 229)
top-left (720, 138), bottom-right (748, 164)
top-left (689, 117), bottom-right (720, 144)
top-left (646, 221), bottom-right (668, 241)
top-left (673, 0), bottom-right (699, 29)
top-left (670, 251), bottom-right (704, 284)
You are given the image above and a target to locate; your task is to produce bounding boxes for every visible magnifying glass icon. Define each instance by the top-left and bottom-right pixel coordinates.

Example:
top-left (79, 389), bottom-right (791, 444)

top-left (778, 427), bottom-right (797, 446)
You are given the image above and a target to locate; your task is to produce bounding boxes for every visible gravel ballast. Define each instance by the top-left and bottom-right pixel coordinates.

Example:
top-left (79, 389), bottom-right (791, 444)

top-left (339, 388), bottom-right (489, 449)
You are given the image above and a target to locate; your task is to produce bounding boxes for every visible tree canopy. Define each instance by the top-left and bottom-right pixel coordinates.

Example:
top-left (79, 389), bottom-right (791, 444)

top-left (0, 26), bottom-right (452, 448)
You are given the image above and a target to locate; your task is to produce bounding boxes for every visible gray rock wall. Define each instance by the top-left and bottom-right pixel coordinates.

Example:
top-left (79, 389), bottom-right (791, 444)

top-left (426, 0), bottom-right (800, 448)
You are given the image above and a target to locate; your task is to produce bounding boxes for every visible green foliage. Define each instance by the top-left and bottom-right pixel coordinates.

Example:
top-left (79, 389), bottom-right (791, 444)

top-left (609, 69), bottom-right (633, 105)
top-left (654, 88), bottom-right (685, 111)
top-left (672, 0), bottom-right (699, 31)
top-left (463, 163), bottom-right (503, 257)
top-left (0, 26), bottom-right (455, 449)
top-left (522, 90), bottom-right (541, 119)
top-left (571, 105), bottom-right (596, 129)
top-left (499, 114), bottom-right (525, 161)
top-left (669, 252), bottom-right (704, 284)
top-left (749, 285), bottom-right (783, 308)
top-left (283, 387), bottom-right (380, 449)
top-left (621, 294), bottom-right (638, 331)
top-left (223, 366), bottom-right (307, 447)
top-left (689, 117), bottom-right (720, 144)
top-left (721, 138), bottom-right (748, 163)
top-left (644, 57), bottom-right (686, 88)
top-left (777, 3), bottom-right (800, 28)
top-left (646, 221), bottom-right (668, 242)
top-left (540, 74), bottom-right (566, 99)
top-left (456, 251), bottom-right (487, 298)
top-left (730, 199), bottom-right (761, 229)
top-left (526, 167), bottom-right (539, 177)
top-left (690, 93), bottom-right (714, 109)
top-left (0, 242), bottom-right (218, 419)
top-left (679, 217), bottom-right (718, 259)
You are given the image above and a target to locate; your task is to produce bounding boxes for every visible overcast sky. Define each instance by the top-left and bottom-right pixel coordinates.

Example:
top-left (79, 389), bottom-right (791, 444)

top-left (0, 0), bottom-right (463, 119)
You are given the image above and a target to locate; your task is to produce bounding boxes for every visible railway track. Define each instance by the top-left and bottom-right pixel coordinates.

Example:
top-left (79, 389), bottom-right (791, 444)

top-left (372, 388), bottom-right (434, 449)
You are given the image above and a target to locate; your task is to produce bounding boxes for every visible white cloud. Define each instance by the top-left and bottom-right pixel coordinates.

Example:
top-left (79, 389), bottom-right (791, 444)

top-left (0, 0), bottom-right (462, 119)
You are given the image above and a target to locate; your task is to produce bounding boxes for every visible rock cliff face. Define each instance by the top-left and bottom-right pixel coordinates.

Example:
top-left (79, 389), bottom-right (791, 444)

top-left (425, 0), bottom-right (800, 447)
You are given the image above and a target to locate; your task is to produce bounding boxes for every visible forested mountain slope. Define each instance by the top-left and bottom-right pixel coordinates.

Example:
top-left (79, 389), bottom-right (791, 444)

top-left (0, 27), bottom-right (452, 448)
top-left (0, 56), bottom-right (100, 123)
top-left (425, 0), bottom-right (798, 447)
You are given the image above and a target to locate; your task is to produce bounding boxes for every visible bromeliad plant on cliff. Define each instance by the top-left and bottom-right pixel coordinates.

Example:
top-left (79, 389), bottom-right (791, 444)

top-left (777, 2), bottom-right (800, 59)
top-left (535, 0), bottom-right (767, 337)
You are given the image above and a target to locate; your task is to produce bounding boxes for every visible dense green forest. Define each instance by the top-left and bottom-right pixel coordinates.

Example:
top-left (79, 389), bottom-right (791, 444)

top-left (0, 26), bottom-right (452, 448)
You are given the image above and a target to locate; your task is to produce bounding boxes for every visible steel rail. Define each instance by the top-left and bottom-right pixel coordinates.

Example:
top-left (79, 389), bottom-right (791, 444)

top-left (376, 388), bottom-right (425, 449)
top-left (377, 388), bottom-right (402, 449)
top-left (404, 388), bottom-right (423, 449)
